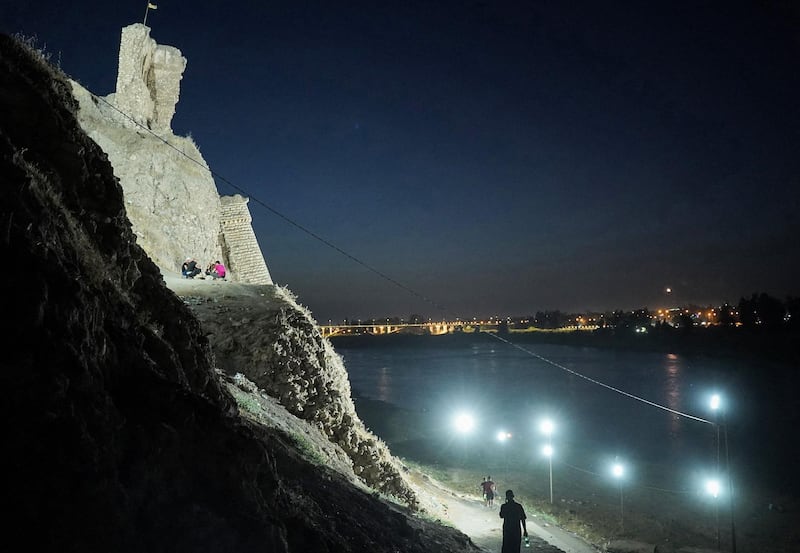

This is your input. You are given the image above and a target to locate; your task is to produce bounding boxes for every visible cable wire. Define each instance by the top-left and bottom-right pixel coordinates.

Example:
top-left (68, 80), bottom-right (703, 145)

top-left (561, 462), bottom-right (693, 495)
top-left (487, 332), bottom-right (715, 425)
top-left (89, 92), bottom-right (716, 429)
top-left (90, 93), bottom-right (449, 313)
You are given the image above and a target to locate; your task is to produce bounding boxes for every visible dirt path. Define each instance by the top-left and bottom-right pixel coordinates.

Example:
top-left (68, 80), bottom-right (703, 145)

top-left (407, 469), bottom-right (599, 553)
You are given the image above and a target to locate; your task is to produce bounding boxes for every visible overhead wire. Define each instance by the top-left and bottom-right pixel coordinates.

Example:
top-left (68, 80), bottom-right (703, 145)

top-left (89, 91), bottom-right (716, 429)
top-left (90, 93), bottom-right (448, 313)
top-left (561, 462), bottom-right (693, 495)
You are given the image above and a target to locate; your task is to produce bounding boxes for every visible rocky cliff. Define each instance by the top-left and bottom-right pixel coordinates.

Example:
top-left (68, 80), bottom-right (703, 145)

top-left (0, 34), bottom-right (478, 552)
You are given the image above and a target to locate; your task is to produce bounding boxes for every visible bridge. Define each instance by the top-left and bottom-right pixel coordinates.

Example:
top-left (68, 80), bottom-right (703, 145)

top-left (319, 321), bottom-right (489, 338)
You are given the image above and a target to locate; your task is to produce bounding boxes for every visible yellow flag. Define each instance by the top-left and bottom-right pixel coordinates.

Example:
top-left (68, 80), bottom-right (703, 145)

top-left (148, 2), bottom-right (157, 9)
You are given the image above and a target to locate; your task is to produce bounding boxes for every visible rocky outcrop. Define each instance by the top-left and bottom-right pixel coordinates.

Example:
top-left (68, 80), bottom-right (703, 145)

top-left (0, 34), bottom-right (479, 552)
top-left (173, 281), bottom-right (418, 505)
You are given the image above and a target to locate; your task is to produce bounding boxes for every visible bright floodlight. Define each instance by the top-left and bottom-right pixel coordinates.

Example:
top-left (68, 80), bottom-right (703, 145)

top-left (612, 463), bottom-right (624, 479)
top-left (539, 418), bottom-right (555, 436)
top-left (542, 444), bottom-right (554, 457)
top-left (497, 431), bottom-right (511, 442)
top-left (706, 479), bottom-right (721, 498)
top-left (710, 393), bottom-right (721, 411)
top-left (454, 412), bottom-right (475, 434)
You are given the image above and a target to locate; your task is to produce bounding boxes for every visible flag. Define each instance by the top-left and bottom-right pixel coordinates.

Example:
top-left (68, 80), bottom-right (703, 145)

top-left (148, 2), bottom-right (157, 9)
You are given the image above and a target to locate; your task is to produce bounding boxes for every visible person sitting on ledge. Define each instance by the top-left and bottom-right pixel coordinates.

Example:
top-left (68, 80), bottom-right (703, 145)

top-left (181, 258), bottom-right (201, 279)
top-left (210, 260), bottom-right (227, 280)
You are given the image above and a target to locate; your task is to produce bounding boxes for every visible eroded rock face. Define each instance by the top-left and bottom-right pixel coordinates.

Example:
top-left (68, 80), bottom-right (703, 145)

top-left (0, 34), bottom-right (478, 553)
top-left (182, 284), bottom-right (418, 506)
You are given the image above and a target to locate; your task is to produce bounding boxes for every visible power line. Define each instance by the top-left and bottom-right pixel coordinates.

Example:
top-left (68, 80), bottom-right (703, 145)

top-left (487, 332), bottom-right (715, 426)
top-left (89, 92), bottom-right (716, 429)
top-left (561, 462), bottom-right (692, 495)
top-left (90, 93), bottom-right (449, 313)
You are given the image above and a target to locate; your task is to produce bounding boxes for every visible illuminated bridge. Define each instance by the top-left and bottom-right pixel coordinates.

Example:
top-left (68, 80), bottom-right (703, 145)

top-left (319, 321), bottom-right (490, 338)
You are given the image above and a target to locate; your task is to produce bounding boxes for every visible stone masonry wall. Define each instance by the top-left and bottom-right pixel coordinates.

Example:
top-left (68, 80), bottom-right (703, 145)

top-left (220, 195), bottom-right (273, 284)
top-left (71, 23), bottom-right (275, 283)
top-left (113, 23), bottom-right (185, 133)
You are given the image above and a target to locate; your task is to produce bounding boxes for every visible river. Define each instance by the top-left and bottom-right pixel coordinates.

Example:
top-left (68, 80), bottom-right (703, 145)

top-left (336, 334), bottom-right (800, 495)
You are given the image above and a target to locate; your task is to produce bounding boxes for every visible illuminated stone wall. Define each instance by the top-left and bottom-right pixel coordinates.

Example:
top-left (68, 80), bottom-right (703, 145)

top-left (112, 23), bottom-right (186, 133)
top-left (73, 24), bottom-right (274, 284)
top-left (220, 195), bottom-right (273, 285)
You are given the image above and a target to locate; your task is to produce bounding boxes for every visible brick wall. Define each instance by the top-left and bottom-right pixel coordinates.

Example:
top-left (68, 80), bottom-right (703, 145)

top-left (219, 195), bottom-right (273, 285)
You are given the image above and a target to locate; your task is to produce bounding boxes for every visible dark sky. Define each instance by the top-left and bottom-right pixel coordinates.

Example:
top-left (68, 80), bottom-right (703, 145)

top-left (5, 1), bottom-right (800, 322)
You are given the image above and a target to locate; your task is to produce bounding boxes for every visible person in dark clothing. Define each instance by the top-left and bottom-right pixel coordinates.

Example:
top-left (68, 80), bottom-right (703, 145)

top-left (181, 258), bottom-right (200, 278)
top-left (481, 475), bottom-right (496, 507)
top-left (499, 489), bottom-right (528, 553)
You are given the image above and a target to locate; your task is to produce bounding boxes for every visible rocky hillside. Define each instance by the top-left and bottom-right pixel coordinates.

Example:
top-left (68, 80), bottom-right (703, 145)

top-left (169, 278), bottom-right (418, 506)
top-left (0, 34), bottom-right (480, 552)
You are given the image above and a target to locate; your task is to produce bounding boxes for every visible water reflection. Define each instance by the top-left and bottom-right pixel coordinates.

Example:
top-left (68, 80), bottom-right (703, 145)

top-left (663, 353), bottom-right (682, 438)
top-left (376, 366), bottom-right (392, 403)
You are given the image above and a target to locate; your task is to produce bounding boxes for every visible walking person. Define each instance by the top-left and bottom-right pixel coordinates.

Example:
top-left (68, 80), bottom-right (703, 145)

top-left (480, 475), bottom-right (495, 507)
top-left (484, 475), bottom-right (496, 507)
top-left (500, 489), bottom-right (528, 553)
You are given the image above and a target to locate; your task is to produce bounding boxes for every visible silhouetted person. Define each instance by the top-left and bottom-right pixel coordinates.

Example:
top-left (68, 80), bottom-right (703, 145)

top-left (500, 489), bottom-right (527, 552)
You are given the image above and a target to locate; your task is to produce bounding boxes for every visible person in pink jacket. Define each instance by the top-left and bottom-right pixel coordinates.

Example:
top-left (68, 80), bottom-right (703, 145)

top-left (210, 260), bottom-right (226, 280)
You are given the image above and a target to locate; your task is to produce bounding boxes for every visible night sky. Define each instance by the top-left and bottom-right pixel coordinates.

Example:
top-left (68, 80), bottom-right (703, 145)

top-left (5, 1), bottom-right (800, 322)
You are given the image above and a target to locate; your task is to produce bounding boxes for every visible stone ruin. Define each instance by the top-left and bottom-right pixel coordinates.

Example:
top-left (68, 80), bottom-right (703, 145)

top-left (111, 23), bottom-right (185, 133)
top-left (219, 195), bottom-right (272, 284)
top-left (70, 23), bottom-right (272, 285)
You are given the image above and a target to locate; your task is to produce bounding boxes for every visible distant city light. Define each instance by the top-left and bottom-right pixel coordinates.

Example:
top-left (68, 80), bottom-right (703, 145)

top-left (539, 418), bottom-right (555, 436)
top-left (497, 430), bottom-right (512, 442)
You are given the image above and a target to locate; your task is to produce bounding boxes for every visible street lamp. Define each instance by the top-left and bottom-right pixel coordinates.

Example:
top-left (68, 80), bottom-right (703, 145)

top-left (710, 393), bottom-right (736, 553)
top-left (706, 478), bottom-right (721, 498)
top-left (497, 431), bottom-right (512, 481)
top-left (539, 419), bottom-right (555, 503)
top-left (612, 462), bottom-right (625, 533)
top-left (541, 444), bottom-right (554, 503)
top-left (454, 412), bottom-right (475, 434)
top-left (706, 477), bottom-right (722, 551)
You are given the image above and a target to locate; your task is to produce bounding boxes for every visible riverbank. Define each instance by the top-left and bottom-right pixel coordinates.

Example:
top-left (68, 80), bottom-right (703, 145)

top-left (353, 394), bottom-right (800, 553)
top-left (331, 326), bottom-right (800, 367)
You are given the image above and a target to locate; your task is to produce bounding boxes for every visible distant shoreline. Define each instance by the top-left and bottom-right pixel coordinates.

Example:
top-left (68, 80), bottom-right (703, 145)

top-left (331, 326), bottom-right (800, 368)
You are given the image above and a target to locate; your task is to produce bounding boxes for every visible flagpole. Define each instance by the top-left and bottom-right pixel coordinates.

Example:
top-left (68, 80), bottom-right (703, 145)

top-left (143, 2), bottom-right (150, 25)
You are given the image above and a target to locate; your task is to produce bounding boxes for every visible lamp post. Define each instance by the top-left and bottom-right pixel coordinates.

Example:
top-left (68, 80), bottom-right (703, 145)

top-left (497, 430), bottom-right (512, 482)
top-left (542, 444), bottom-right (554, 504)
top-left (710, 393), bottom-right (736, 553)
top-left (539, 419), bottom-right (555, 504)
top-left (454, 412), bottom-right (475, 461)
top-left (706, 478), bottom-right (722, 551)
top-left (612, 462), bottom-right (625, 533)
top-left (710, 394), bottom-right (722, 551)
